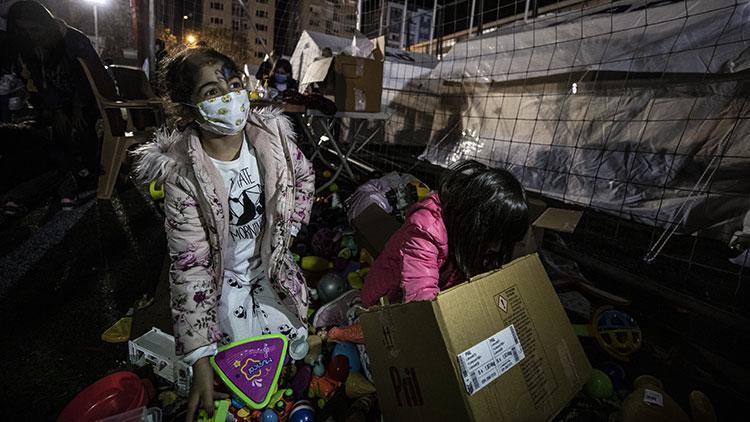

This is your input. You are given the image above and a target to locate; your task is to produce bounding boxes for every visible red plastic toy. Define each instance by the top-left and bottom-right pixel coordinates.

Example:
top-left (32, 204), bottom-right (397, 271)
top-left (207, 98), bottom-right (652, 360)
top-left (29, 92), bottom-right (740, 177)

top-left (57, 371), bottom-right (155, 422)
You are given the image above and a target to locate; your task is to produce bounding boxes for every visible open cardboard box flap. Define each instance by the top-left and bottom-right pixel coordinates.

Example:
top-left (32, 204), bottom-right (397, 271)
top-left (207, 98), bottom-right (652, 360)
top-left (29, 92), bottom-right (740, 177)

top-left (361, 253), bottom-right (591, 421)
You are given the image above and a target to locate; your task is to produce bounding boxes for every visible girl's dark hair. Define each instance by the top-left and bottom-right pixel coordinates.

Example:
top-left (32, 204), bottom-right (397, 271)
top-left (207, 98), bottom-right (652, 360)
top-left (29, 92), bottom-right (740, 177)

top-left (439, 160), bottom-right (529, 278)
top-left (159, 47), bottom-right (242, 128)
top-left (273, 58), bottom-right (293, 75)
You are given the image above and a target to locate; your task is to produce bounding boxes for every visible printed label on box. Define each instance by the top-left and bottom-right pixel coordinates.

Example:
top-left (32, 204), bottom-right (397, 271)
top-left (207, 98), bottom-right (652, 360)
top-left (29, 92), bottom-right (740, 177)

top-left (457, 324), bottom-right (525, 395)
top-left (643, 389), bottom-right (664, 407)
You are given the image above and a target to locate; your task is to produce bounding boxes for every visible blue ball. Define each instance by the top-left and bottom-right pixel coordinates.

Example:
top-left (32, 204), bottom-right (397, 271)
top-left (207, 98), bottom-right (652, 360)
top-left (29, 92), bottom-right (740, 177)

top-left (262, 408), bottom-right (279, 422)
top-left (290, 403), bottom-right (316, 422)
top-left (333, 342), bottom-right (361, 374)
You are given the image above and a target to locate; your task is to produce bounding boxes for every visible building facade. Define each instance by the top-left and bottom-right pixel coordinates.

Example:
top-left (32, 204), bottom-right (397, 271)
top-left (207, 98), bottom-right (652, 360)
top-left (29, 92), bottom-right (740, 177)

top-left (202, 0), bottom-right (275, 64)
top-left (280, 0), bottom-right (357, 55)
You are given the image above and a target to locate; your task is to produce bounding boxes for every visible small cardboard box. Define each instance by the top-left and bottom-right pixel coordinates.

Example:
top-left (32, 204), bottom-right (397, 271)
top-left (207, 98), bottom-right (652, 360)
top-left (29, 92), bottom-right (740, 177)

top-left (360, 254), bottom-right (591, 421)
top-left (351, 203), bottom-right (402, 258)
top-left (300, 39), bottom-right (384, 113)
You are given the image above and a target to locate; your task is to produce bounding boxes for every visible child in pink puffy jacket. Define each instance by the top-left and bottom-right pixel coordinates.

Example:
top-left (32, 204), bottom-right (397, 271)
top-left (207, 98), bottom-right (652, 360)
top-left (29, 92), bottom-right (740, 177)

top-left (315, 161), bottom-right (529, 375)
top-left (363, 160), bottom-right (530, 306)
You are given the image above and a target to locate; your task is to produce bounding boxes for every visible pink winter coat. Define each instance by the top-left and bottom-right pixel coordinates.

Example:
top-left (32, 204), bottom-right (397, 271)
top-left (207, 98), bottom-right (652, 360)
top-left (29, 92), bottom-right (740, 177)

top-left (361, 194), bottom-right (463, 307)
top-left (133, 108), bottom-right (314, 355)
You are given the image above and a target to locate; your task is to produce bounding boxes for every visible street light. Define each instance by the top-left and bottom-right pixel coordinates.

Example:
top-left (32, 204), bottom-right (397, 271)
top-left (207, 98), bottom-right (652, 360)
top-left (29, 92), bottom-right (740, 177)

top-left (186, 34), bottom-right (197, 45)
top-left (181, 15), bottom-right (190, 41)
top-left (84, 0), bottom-right (106, 53)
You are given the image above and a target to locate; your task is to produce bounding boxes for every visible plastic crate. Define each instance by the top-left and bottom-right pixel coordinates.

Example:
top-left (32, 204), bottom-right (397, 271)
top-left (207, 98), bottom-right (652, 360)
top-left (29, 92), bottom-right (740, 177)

top-left (128, 328), bottom-right (192, 396)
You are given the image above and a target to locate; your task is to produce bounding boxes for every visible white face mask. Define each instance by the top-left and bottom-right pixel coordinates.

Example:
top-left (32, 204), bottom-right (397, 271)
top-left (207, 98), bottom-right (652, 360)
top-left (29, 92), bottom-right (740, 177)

top-left (195, 89), bottom-right (250, 135)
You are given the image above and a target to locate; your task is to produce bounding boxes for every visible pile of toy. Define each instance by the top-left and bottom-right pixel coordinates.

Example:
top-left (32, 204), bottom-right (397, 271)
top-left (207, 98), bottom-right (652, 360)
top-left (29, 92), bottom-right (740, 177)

top-left (61, 169), bottom-right (723, 422)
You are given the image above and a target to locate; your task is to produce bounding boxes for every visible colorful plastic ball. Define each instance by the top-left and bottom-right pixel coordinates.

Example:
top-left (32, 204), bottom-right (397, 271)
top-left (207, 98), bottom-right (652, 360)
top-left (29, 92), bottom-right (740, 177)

top-left (317, 273), bottom-right (348, 303)
top-left (333, 342), bottom-right (361, 374)
top-left (594, 308), bottom-right (642, 360)
top-left (329, 183), bottom-right (339, 193)
top-left (261, 408), bottom-right (279, 422)
top-left (149, 181), bottom-right (164, 200)
top-left (289, 401), bottom-right (316, 422)
top-left (322, 170), bottom-right (332, 179)
top-left (583, 369), bottom-right (614, 399)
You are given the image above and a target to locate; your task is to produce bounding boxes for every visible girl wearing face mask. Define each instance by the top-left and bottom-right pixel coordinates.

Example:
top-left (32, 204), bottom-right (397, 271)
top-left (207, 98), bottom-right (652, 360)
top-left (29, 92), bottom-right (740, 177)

top-left (133, 47), bottom-right (314, 421)
top-left (267, 58), bottom-right (298, 99)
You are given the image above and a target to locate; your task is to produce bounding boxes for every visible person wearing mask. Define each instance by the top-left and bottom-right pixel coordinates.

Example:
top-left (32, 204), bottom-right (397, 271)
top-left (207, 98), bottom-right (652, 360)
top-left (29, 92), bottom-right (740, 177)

top-left (267, 58), bottom-right (298, 100)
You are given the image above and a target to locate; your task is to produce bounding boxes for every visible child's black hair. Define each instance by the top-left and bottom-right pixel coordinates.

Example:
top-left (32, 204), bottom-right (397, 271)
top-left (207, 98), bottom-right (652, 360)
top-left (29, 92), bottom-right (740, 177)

top-left (159, 47), bottom-right (242, 128)
top-left (439, 160), bottom-right (529, 278)
top-left (273, 58), bottom-right (293, 75)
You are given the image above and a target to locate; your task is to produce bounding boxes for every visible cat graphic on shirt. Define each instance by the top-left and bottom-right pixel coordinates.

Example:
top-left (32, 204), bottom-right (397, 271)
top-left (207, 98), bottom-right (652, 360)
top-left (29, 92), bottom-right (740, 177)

top-left (228, 167), bottom-right (264, 241)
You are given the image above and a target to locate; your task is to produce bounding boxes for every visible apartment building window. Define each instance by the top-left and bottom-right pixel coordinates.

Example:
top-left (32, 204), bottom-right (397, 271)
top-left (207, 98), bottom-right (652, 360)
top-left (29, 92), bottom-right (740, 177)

top-left (255, 52), bottom-right (266, 59)
top-left (256, 10), bottom-right (268, 18)
top-left (232, 20), bottom-right (240, 30)
top-left (309, 19), bottom-right (319, 27)
top-left (210, 2), bottom-right (224, 10)
top-left (255, 37), bottom-right (265, 45)
top-left (255, 23), bottom-right (268, 31)
top-left (210, 17), bottom-right (224, 25)
top-left (257, 0), bottom-right (269, 3)
top-left (232, 4), bottom-right (245, 17)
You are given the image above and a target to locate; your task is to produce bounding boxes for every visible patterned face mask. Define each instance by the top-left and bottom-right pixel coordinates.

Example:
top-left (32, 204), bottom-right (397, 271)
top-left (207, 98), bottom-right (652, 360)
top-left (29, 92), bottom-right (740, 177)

top-left (195, 89), bottom-right (250, 136)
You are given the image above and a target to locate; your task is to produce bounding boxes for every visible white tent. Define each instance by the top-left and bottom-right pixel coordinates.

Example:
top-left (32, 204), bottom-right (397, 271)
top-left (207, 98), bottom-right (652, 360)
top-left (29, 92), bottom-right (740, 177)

top-left (290, 30), bottom-right (438, 93)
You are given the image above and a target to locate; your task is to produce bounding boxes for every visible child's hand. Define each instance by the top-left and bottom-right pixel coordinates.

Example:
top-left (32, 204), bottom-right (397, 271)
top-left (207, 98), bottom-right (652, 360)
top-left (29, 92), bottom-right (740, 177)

top-left (185, 357), bottom-right (228, 421)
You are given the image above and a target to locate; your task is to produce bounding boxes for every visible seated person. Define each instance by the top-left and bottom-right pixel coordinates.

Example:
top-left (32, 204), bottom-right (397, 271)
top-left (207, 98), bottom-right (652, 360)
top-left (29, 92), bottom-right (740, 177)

top-left (266, 58), bottom-right (298, 100)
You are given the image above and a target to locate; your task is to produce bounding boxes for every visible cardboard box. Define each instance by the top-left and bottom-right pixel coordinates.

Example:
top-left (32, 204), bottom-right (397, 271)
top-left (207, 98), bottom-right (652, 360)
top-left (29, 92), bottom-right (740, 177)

top-left (351, 203), bottom-right (402, 258)
top-left (361, 254), bottom-right (591, 421)
top-left (300, 39), bottom-right (384, 113)
top-left (533, 208), bottom-right (583, 234)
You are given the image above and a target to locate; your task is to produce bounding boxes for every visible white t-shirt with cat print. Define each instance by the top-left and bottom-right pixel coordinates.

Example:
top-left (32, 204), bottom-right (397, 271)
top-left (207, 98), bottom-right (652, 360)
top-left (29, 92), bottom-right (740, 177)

top-left (209, 136), bottom-right (265, 283)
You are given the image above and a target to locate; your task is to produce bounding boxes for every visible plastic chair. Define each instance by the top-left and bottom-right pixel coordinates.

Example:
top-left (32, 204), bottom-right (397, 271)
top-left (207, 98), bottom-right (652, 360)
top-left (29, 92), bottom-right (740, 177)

top-left (108, 64), bottom-right (160, 100)
top-left (78, 58), bottom-right (162, 199)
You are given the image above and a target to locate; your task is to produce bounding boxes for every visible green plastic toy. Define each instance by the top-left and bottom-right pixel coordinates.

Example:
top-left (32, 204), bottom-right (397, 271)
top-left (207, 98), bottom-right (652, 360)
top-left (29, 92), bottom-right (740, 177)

top-left (197, 399), bottom-right (230, 422)
top-left (210, 334), bottom-right (288, 409)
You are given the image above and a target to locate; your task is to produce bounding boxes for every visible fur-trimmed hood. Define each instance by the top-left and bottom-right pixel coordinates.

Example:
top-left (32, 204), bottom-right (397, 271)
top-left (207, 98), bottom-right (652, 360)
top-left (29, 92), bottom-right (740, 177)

top-left (131, 126), bottom-right (186, 185)
top-left (131, 106), bottom-right (295, 185)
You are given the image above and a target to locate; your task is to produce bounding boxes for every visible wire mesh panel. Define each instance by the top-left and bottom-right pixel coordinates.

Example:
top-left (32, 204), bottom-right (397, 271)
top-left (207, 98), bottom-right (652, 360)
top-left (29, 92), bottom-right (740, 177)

top-left (46, 0), bottom-right (746, 322)
top-left (257, 1), bottom-right (750, 316)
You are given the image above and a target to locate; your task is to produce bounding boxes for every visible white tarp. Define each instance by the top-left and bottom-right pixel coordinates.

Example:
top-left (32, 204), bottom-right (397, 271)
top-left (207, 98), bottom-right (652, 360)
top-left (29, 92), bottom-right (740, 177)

top-left (432, 0), bottom-right (750, 83)
top-left (417, 0), bottom-right (750, 238)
